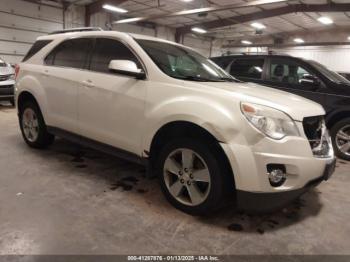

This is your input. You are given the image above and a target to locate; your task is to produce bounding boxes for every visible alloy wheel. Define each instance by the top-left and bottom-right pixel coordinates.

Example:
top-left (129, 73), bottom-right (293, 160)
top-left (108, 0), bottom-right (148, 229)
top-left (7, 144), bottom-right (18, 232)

top-left (163, 148), bottom-right (211, 206)
top-left (22, 108), bottom-right (39, 142)
top-left (335, 125), bottom-right (350, 157)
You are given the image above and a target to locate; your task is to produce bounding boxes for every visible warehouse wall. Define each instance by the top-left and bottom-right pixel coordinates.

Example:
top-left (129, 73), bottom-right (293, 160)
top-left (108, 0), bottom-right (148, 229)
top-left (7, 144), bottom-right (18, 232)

top-left (0, 0), bottom-right (63, 64)
top-left (269, 45), bottom-right (350, 72)
top-left (90, 12), bottom-right (216, 57)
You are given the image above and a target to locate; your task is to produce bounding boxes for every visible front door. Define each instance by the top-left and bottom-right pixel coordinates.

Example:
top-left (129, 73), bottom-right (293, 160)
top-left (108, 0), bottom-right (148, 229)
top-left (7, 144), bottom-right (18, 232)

top-left (264, 58), bottom-right (327, 107)
top-left (77, 38), bottom-right (147, 155)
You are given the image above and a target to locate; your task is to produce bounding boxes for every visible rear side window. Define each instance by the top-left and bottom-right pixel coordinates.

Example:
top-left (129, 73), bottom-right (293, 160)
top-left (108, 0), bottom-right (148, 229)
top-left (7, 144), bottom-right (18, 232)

top-left (45, 38), bottom-right (93, 69)
top-left (23, 40), bottom-right (52, 62)
top-left (89, 38), bottom-right (141, 73)
top-left (230, 58), bottom-right (264, 79)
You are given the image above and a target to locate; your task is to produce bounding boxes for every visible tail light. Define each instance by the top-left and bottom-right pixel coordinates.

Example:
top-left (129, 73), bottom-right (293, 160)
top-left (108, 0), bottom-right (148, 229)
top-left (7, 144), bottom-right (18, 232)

top-left (15, 64), bottom-right (20, 80)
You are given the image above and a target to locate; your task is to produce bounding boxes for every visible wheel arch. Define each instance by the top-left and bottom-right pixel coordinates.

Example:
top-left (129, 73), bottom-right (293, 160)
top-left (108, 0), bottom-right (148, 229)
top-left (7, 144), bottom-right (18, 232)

top-left (326, 110), bottom-right (350, 129)
top-left (148, 120), bottom-right (236, 191)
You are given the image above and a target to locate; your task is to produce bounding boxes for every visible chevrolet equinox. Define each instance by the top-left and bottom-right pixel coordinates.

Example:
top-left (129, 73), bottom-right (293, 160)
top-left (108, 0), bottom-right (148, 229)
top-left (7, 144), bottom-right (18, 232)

top-left (15, 29), bottom-right (335, 215)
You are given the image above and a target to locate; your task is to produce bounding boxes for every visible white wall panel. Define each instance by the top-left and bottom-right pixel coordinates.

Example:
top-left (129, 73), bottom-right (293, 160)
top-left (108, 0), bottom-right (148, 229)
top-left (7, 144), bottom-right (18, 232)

top-left (0, 0), bottom-right (63, 64)
top-left (270, 46), bottom-right (350, 72)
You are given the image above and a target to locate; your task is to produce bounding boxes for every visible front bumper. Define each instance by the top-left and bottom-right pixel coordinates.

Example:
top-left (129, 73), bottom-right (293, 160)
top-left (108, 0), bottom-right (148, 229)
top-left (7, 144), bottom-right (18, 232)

top-left (236, 158), bottom-right (336, 212)
top-left (0, 80), bottom-right (15, 100)
top-left (220, 130), bottom-right (335, 211)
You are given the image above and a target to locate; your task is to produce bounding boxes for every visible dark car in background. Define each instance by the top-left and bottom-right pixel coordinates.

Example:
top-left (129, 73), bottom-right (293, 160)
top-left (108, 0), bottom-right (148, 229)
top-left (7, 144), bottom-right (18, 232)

top-left (211, 54), bottom-right (350, 160)
top-left (0, 58), bottom-right (15, 106)
top-left (338, 72), bottom-right (350, 81)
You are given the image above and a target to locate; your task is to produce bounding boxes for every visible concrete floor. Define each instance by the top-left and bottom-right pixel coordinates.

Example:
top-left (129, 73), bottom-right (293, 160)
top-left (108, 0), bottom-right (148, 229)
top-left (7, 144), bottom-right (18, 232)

top-left (0, 102), bottom-right (350, 255)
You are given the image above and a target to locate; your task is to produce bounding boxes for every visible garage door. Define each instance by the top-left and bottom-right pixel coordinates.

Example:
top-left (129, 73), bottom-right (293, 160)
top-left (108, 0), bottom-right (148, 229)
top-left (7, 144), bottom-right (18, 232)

top-left (0, 0), bottom-right (63, 64)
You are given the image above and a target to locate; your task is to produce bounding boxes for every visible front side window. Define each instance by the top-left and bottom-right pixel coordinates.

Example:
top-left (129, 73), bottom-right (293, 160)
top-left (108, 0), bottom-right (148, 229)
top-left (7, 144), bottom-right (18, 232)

top-left (136, 39), bottom-right (237, 82)
top-left (90, 38), bottom-right (142, 73)
top-left (229, 58), bottom-right (264, 79)
top-left (269, 59), bottom-right (317, 87)
top-left (45, 38), bottom-right (92, 69)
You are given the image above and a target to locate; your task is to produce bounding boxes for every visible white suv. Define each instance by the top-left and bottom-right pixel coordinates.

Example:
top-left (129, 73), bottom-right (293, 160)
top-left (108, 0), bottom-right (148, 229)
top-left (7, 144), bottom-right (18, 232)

top-left (15, 29), bottom-right (336, 215)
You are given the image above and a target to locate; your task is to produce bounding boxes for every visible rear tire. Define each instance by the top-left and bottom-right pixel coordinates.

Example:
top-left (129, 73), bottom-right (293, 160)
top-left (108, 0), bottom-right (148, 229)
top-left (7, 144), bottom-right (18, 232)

top-left (331, 118), bottom-right (350, 161)
top-left (155, 138), bottom-right (232, 216)
top-left (19, 101), bottom-right (55, 148)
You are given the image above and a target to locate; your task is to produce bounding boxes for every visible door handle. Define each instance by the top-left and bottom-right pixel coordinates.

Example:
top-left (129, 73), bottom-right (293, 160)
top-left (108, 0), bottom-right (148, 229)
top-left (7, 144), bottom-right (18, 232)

top-left (82, 80), bottom-right (95, 88)
top-left (42, 70), bottom-right (49, 77)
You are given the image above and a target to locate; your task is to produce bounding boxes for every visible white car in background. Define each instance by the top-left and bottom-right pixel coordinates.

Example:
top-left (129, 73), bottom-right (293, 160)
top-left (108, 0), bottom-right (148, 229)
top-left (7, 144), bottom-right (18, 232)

top-left (15, 29), bottom-right (336, 215)
top-left (0, 58), bottom-right (15, 106)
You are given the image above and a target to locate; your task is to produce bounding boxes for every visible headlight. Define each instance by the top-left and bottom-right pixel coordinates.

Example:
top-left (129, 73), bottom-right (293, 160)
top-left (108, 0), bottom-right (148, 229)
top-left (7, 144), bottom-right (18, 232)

top-left (9, 74), bottom-right (15, 80)
top-left (241, 102), bottom-right (300, 140)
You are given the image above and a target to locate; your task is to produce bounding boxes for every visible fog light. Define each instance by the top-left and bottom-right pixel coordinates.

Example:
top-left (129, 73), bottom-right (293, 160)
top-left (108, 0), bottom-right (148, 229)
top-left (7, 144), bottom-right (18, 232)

top-left (267, 164), bottom-right (286, 187)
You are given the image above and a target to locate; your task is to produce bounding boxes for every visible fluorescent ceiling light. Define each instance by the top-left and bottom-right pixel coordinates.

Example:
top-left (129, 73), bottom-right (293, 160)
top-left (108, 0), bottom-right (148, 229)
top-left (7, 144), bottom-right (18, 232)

top-left (251, 22), bottom-right (266, 29)
top-left (191, 27), bottom-right (207, 34)
top-left (294, 38), bottom-right (304, 43)
top-left (114, 17), bottom-right (143, 24)
top-left (317, 16), bottom-right (333, 25)
top-left (103, 4), bottom-right (128, 13)
top-left (241, 40), bottom-right (252, 45)
top-left (181, 0), bottom-right (193, 2)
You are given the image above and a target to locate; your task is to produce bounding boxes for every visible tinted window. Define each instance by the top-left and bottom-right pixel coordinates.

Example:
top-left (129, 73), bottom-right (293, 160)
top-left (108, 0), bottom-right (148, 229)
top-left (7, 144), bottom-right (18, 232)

top-left (269, 59), bottom-right (316, 86)
top-left (211, 56), bottom-right (234, 69)
top-left (230, 58), bottom-right (264, 79)
top-left (45, 38), bottom-right (92, 69)
top-left (23, 40), bottom-right (52, 62)
top-left (90, 38), bottom-right (141, 73)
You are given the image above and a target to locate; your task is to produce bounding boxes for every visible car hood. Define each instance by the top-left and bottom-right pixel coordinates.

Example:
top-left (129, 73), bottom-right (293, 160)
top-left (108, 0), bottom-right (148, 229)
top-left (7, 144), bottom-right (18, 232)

top-left (201, 81), bottom-right (325, 121)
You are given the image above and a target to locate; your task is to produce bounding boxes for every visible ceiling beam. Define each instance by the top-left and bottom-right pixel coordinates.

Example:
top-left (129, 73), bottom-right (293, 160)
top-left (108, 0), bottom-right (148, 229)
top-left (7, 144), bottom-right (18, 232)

top-left (85, 0), bottom-right (128, 26)
top-left (114, 0), bottom-right (287, 24)
top-left (175, 3), bottom-right (350, 42)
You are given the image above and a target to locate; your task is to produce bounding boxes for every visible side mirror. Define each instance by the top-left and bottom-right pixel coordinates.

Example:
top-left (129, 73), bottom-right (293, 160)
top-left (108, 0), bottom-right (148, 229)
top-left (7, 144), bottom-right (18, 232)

top-left (299, 74), bottom-right (320, 90)
top-left (108, 60), bottom-right (146, 80)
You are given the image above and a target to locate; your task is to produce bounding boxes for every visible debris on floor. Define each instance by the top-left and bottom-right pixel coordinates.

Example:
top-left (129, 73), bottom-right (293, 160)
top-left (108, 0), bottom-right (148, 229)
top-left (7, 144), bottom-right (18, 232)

top-left (227, 197), bottom-right (306, 234)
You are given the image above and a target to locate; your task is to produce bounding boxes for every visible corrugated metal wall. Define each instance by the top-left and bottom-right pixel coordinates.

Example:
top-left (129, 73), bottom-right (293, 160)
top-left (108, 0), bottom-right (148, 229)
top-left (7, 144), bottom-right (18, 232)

top-left (0, 0), bottom-right (63, 64)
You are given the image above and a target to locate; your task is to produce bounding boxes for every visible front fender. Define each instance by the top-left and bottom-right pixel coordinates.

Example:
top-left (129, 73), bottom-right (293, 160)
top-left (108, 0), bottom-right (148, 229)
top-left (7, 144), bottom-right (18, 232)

top-left (142, 95), bottom-right (241, 152)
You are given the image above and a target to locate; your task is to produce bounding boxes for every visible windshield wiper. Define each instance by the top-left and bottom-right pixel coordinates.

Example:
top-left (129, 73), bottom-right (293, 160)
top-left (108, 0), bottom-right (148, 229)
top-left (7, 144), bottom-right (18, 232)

top-left (174, 76), bottom-right (213, 82)
top-left (218, 77), bottom-right (240, 82)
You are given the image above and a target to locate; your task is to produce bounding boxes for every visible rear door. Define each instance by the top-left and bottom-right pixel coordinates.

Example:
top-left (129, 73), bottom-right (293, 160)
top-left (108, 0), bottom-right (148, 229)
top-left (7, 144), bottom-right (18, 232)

top-left (42, 38), bottom-right (94, 134)
top-left (264, 57), bottom-right (327, 106)
top-left (228, 57), bottom-right (266, 85)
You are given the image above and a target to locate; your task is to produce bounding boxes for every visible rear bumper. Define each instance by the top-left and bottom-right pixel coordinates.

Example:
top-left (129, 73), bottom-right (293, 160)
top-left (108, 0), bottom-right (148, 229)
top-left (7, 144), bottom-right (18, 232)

top-left (236, 158), bottom-right (336, 213)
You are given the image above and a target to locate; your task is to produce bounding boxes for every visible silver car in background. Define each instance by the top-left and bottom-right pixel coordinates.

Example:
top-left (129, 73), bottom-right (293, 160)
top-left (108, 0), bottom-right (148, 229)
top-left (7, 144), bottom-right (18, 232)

top-left (0, 58), bottom-right (15, 106)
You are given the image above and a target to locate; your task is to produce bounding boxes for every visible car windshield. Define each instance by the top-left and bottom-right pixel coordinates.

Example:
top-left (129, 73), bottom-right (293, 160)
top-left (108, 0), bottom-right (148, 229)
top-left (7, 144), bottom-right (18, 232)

top-left (136, 39), bottom-right (239, 82)
top-left (308, 60), bottom-right (350, 85)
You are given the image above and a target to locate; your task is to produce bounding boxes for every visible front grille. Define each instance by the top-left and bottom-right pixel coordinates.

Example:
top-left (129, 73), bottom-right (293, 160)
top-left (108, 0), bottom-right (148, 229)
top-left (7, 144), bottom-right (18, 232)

top-left (0, 75), bottom-right (10, 81)
top-left (0, 85), bottom-right (13, 89)
top-left (303, 116), bottom-right (332, 158)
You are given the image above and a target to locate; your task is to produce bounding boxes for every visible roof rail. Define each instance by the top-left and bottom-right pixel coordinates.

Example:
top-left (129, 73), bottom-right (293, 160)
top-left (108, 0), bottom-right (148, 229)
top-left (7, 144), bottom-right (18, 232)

top-left (49, 27), bottom-right (103, 35)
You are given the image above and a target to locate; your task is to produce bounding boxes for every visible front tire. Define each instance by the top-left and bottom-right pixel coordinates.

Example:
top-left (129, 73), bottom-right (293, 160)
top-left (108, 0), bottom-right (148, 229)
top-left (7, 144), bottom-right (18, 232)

top-left (19, 101), bottom-right (55, 148)
top-left (331, 118), bottom-right (350, 161)
top-left (156, 138), bottom-right (231, 216)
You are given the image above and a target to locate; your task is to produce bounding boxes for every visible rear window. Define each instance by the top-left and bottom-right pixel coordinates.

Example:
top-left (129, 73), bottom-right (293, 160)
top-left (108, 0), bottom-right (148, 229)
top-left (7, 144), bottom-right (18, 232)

top-left (22, 40), bottom-right (52, 62)
top-left (230, 58), bottom-right (264, 79)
